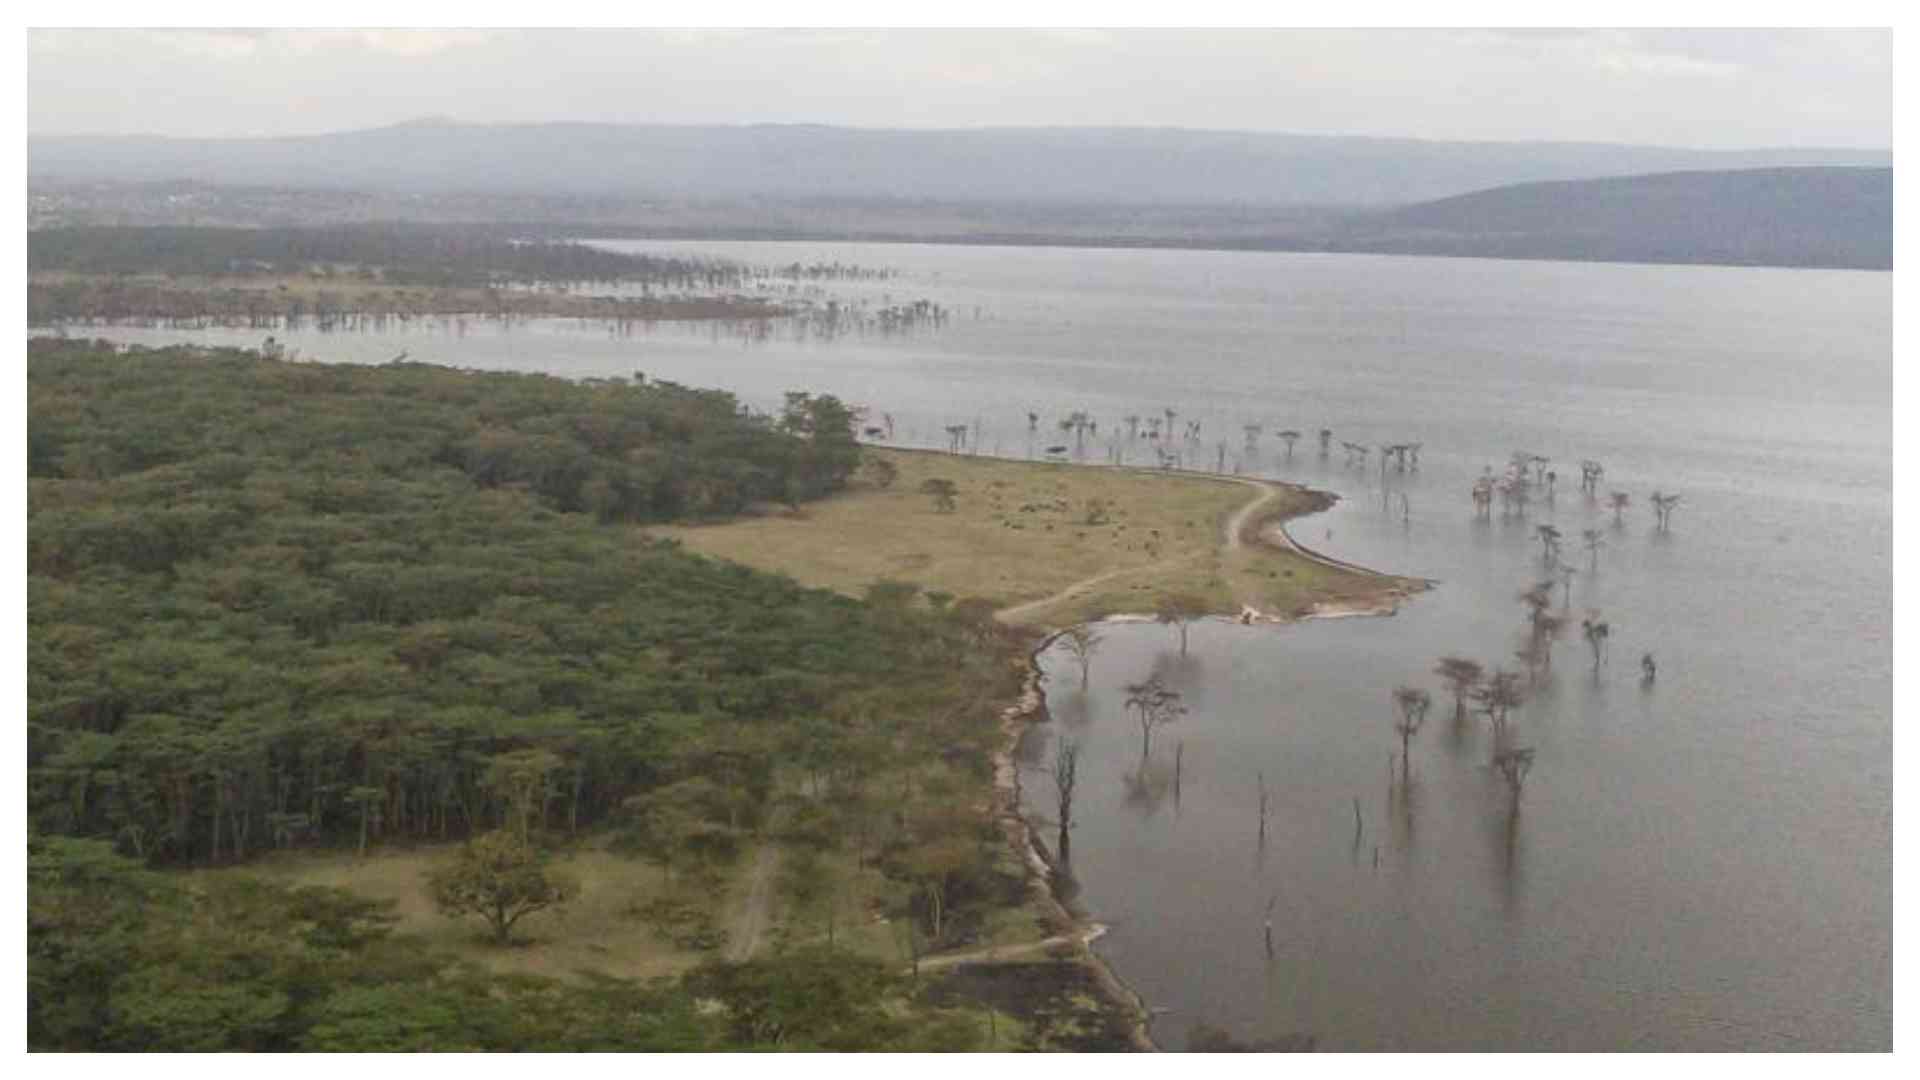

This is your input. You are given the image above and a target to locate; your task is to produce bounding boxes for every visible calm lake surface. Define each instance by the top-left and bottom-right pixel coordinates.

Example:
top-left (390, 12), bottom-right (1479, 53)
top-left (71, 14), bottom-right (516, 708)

top-left (50, 241), bottom-right (1891, 1050)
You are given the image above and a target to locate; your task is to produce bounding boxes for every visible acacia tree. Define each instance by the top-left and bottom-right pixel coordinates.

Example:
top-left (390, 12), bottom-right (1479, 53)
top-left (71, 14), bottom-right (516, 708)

top-left (1123, 675), bottom-right (1186, 760)
top-left (1317, 429), bottom-right (1332, 457)
top-left (1582, 527), bottom-right (1606, 570)
top-left (1154, 593), bottom-right (1209, 656)
top-left (1609, 491), bottom-right (1631, 525)
top-left (1492, 747), bottom-right (1536, 814)
top-left (1434, 657), bottom-right (1484, 724)
top-left (1651, 491), bottom-right (1682, 531)
top-left (1391, 687), bottom-right (1432, 786)
top-left (1277, 430), bottom-right (1300, 460)
top-left (1058, 625), bottom-right (1103, 689)
top-left (1536, 524), bottom-right (1562, 566)
top-left (1581, 615), bottom-right (1611, 675)
top-left (1519, 581), bottom-right (1555, 639)
top-left (1472, 669), bottom-right (1527, 747)
top-left (427, 829), bottom-right (578, 944)
top-left (1557, 564), bottom-right (1577, 609)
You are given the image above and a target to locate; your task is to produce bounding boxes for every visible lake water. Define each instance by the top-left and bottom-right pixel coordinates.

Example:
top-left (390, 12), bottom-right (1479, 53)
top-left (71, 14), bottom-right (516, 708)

top-left (45, 241), bottom-right (1892, 1050)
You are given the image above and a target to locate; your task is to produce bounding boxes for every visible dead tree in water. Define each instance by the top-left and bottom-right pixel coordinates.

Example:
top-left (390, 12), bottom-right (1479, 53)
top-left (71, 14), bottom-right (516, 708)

top-left (1123, 674), bottom-right (1186, 761)
top-left (1472, 669), bottom-right (1527, 748)
top-left (1257, 771), bottom-right (1270, 847)
top-left (1582, 614), bottom-right (1611, 675)
top-left (1059, 625), bottom-right (1103, 689)
top-left (1052, 739), bottom-right (1080, 863)
top-left (1493, 747), bottom-right (1536, 814)
top-left (1391, 687), bottom-right (1432, 786)
top-left (1434, 657), bottom-right (1484, 725)
top-left (1651, 491), bottom-right (1682, 531)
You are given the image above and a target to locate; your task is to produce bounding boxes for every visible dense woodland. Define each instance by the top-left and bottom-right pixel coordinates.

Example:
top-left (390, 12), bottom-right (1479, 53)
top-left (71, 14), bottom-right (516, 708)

top-left (28, 340), bottom-right (1034, 1049)
top-left (28, 224), bottom-right (752, 289)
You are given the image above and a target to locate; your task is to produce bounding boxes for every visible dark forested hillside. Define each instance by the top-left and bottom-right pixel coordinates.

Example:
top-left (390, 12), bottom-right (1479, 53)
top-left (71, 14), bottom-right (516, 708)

top-left (1326, 166), bottom-right (1892, 270)
top-left (27, 224), bottom-right (748, 288)
top-left (27, 120), bottom-right (1891, 206)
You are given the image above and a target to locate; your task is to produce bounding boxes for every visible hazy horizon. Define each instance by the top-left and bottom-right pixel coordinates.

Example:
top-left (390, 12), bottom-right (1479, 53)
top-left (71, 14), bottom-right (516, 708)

top-left (26, 28), bottom-right (1892, 151)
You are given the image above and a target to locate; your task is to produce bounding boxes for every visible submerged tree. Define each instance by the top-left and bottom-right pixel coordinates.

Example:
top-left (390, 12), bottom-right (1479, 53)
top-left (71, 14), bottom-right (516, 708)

top-left (1277, 429), bottom-right (1301, 460)
top-left (1051, 738), bottom-right (1080, 863)
top-left (1391, 687), bottom-right (1432, 786)
top-left (1581, 614), bottom-right (1611, 675)
top-left (1434, 657), bottom-right (1485, 725)
top-left (1492, 747), bottom-right (1536, 814)
top-left (1058, 624), bottom-right (1103, 689)
top-left (1318, 428), bottom-right (1333, 457)
top-left (1536, 524), bottom-right (1562, 566)
top-left (1608, 491), bottom-right (1631, 525)
top-left (1650, 491), bottom-right (1682, 531)
top-left (1472, 669), bottom-right (1527, 746)
top-left (1582, 528), bottom-right (1605, 571)
top-left (1123, 675), bottom-right (1186, 761)
top-left (1155, 593), bottom-right (1210, 656)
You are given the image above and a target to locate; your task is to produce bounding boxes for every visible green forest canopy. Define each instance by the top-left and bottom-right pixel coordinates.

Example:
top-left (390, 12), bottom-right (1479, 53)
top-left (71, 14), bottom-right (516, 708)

top-left (28, 339), bottom-right (1033, 1049)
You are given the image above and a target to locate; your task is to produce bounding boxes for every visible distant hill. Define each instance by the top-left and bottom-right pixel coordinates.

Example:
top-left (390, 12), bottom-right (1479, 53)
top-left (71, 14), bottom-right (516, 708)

top-left (26, 120), bottom-right (1890, 207)
top-left (1324, 167), bottom-right (1891, 270)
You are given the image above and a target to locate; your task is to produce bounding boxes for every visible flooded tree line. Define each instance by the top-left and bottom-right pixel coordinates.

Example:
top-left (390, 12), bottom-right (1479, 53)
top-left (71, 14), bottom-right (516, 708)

top-left (28, 223), bottom-right (949, 341)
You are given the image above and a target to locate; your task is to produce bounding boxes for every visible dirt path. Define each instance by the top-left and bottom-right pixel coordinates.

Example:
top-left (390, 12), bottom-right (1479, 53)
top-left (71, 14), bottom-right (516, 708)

top-left (726, 843), bottom-right (780, 963)
top-left (1220, 476), bottom-right (1283, 553)
top-left (994, 477), bottom-right (1279, 626)
top-left (914, 924), bottom-right (1109, 973)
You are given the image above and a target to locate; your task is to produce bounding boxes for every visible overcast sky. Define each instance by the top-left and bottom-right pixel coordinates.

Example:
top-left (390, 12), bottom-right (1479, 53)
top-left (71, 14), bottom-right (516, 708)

top-left (25, 28), bottom-right (1892, 149)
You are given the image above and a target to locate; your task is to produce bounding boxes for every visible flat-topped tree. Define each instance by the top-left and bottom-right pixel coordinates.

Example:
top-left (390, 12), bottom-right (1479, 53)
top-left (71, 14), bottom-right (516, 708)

top-left (1536, 524), bottom-right (1562, 566)
top-left (1492, 747), bottom-right (1536, 814)
top-left (1277, 430), bottom-right (1300, 460)
top-left (1434, 657), bottom-right (1485, 724)
top-left (1580, 460), bottom-right (1605, 496)
top-left (1581, 614), bottom-right (1611, 675)
top-left (1472, 669), bottom-right (1527, 747)
top-left (1392, 687), bottom-right (1432, 786)
top-left (1609, 491), bottom-right (1631, 525)
top-left (427, 830), bottom-right (579, 945)
top-left (1318, 428), bottom-right (1333, 457)
top-left (1123, 674), bottom-right (1186, 761)
top-left (1651, 491), bottom-right (1682, 531)
top-left (1582, 528), bottom-right (1605, 571)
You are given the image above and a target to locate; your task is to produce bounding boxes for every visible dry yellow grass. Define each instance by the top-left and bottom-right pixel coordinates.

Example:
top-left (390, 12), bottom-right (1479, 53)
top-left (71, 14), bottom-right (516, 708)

top-left (211, 839), bottom-right (750, 982)
top-left (650, 447), bottom-right (1402, 628)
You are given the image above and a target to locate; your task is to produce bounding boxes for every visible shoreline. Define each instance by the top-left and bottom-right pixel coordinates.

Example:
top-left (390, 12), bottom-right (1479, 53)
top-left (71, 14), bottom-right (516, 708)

top-left (980, 471), bottom-right (1423, 1051)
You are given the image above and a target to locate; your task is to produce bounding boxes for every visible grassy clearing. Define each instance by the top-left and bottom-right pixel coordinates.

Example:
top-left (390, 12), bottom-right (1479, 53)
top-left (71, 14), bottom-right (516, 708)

top-left (208, 838), bottom-right (749, 982)
top-left (651, 447), bottom-right (1390, 628)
